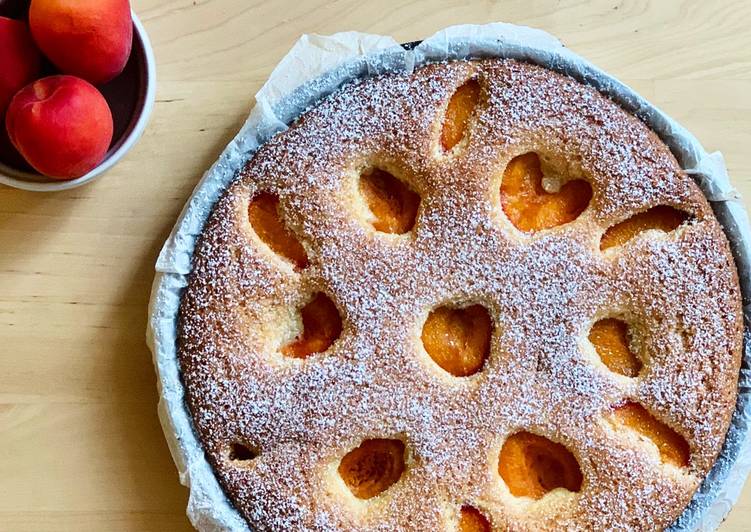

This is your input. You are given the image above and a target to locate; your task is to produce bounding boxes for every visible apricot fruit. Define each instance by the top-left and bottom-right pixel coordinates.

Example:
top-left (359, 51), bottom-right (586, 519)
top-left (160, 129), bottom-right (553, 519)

top-left (421, 305), bottom-right (492, 377)
top-left (600, 206), bottom-right (689, 251)
top-left (588, 319), bottom-right (642, 377)
top-left (281, 293), bottom-right (342, 359)
top-left (499, 431), bottom-right (582, 499)
top-left (459, 506), bottom-right (491, 532)
top-left (0, 17), bottom-right (42, 116)
top-left (338, 439), bottom-right (405, 499)
top-left (501, 153), bottom-right (592, 232)
top-left (441, 79), bottom-right (481, 151)
top-left (6, 76), bottom-right (114, 180)
top-left (29, 0), bottom-right (133, 85)
top-left (248, 193), bottom-right (309, 269)
top-left (611, 403), bottom-right (690, 468)
top-left (359, 168), bottom-right (420, 234)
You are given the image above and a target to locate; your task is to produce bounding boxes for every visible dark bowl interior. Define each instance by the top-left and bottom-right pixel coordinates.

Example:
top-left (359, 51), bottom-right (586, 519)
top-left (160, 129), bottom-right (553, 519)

top-left (0, 0), bottom-right (148, 179)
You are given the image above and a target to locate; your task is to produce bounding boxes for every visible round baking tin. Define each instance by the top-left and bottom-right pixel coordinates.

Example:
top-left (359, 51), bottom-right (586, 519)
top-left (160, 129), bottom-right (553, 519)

top-left (149, 29), bottom-right (751, 531)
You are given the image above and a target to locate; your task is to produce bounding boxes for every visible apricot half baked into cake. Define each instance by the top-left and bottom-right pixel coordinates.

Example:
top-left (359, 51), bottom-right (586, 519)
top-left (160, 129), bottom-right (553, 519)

top-left (177, 58), bottom-right (743, 531)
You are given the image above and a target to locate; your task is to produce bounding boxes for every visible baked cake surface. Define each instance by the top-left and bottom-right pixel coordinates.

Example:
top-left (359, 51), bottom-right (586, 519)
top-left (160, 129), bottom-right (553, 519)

top-left (177, 58), bottom-right (743, 531)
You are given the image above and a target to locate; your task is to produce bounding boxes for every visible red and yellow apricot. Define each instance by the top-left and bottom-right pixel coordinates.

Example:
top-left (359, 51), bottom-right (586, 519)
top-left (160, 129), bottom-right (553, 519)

top-left (29, 0), bottom-right (133, 85)
top-left (5, 76), bottom-right (114, 180)
top-left (0, 17), bottom-right (42, 116)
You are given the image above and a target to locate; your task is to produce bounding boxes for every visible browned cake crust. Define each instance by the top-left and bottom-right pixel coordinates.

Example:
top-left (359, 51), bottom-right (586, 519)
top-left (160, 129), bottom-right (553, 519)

top-left (177, 59), bottom-right (743, 531)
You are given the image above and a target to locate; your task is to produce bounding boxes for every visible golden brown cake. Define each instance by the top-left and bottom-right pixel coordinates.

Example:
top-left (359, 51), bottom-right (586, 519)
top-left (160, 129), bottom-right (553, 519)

top-left (177, 58), bottom-right (743, 531)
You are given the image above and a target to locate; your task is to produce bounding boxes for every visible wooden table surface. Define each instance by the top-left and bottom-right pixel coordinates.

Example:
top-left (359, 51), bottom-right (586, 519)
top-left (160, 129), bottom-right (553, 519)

top-left (1, 0), bottom-right (749, 530)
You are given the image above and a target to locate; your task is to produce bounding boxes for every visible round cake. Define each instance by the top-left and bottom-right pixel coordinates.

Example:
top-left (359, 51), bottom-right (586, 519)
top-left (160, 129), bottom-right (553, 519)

top-left (177, 58), bottom-right (743, 531)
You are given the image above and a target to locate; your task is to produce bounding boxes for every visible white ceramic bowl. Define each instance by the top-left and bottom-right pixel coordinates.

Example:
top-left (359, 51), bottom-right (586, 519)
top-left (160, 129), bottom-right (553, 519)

top-left (0, 11), bottom-right (156, 192)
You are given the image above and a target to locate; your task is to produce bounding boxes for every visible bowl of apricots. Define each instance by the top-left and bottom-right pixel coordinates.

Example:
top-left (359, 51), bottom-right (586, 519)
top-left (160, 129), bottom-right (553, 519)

top-left (0, 0), bottom-right (156, 191)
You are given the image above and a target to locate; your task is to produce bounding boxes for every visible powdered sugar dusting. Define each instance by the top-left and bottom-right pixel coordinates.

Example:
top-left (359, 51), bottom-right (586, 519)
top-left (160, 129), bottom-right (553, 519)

top-left (177, 59), bottom-right (742, 531)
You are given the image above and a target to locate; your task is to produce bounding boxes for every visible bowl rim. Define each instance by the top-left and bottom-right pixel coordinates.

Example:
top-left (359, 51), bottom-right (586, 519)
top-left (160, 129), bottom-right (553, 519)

top-left (0, 10), bottom-right (157, 192)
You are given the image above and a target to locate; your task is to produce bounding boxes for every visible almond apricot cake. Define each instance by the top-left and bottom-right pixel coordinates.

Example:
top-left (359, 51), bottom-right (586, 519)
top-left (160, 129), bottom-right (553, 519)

top-left (177, 58), bottom-right (743, 531)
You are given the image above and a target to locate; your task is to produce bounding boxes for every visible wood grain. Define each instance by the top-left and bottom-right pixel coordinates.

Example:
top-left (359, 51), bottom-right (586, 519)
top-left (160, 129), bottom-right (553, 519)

top-left (0, 0), bottom-right (749, 530)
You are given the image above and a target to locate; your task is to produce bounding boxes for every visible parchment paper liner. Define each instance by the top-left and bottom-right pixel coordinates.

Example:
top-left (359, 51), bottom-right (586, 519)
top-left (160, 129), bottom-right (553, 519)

top-left (147, 23), bottom-right (751, 531)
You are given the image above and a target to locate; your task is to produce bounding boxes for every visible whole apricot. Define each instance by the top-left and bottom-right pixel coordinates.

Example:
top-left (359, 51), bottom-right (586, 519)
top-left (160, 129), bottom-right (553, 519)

top-left (0, 17), bottom-right (42, 116)
top-left (29, 0), bottom-right (133, 85)
top-left (6, 76), bottom-right (114, 180)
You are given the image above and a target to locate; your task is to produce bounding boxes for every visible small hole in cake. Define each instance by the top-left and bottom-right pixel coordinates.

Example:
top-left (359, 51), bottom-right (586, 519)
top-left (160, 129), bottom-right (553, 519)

top-left (421, 304), bottom-right (492, 377)
top-left (281, 292), bottom-right (342, 359)
top-left (588, 318), bottom-right (643, 377)
top-left (228, 442), bottom-right (258, 462)
top-left (459, 505), bottom-right (491, 532)
top-left (359, 168), bottom-right (420, 234)
top-left (338, 438), bottom-right (406, 499)
top-left (500, 152), bottom-right (592, 233)
top-left (248, 192), bottom-right (308, 269)
top-left (600, 206), bottom-right (690, 251)
top-left (610, 402), bottom-right (690, 467)
top-left (441, 78), bottom-right (482, 152)
top-left (499, 431), bottom-right (583, 500)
